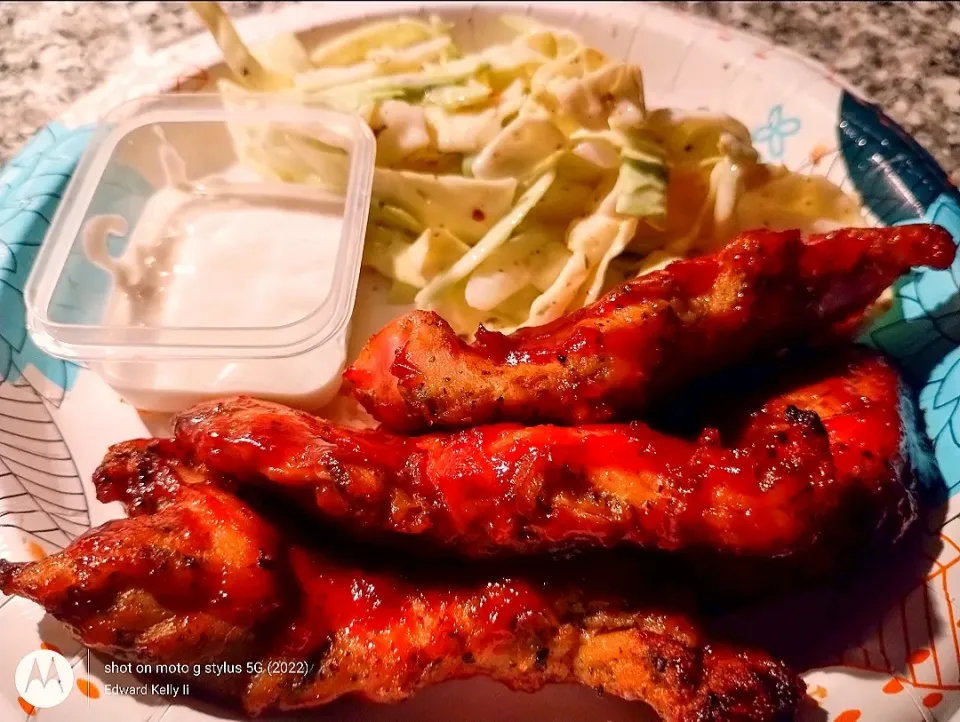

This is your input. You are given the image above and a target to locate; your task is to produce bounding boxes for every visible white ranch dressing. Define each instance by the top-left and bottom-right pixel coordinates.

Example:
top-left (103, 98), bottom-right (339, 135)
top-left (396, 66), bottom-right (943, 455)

top-left (82, 129), bottom-right (350, 413)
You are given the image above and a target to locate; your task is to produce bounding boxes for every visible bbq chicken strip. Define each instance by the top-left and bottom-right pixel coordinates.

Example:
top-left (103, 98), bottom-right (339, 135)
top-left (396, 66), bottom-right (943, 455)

top-left (175, 347), bottom-right (918, 564)
top-left (346, 225), bottom-right (954, 431)
top-left (0, 444), bottom-right (804, 722)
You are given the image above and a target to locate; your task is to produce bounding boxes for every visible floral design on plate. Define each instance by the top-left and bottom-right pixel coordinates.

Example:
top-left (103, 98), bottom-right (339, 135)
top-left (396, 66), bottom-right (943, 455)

top-left (751, 104), bottom-right (802, 160)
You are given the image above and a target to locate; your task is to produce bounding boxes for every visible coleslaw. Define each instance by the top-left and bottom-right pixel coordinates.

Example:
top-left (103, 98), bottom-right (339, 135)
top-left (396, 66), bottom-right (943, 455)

top-left (192, 2), bottom-right (865, 337)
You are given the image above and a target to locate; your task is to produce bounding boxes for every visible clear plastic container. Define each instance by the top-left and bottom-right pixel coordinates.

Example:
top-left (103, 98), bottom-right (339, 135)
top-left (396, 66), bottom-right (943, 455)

top-left (25, 93), bottom-right (375, 412)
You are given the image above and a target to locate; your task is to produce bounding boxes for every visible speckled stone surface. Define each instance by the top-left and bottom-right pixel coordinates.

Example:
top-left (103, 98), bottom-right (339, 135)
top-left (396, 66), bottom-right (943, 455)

top-left (0, 1), bottom-right (957, 183)
top-left (667, 1), bottom-right (960, 185)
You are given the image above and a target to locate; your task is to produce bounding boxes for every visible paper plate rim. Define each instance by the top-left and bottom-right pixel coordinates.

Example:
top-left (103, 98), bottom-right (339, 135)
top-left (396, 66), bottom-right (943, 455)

top-left (1, 4), bottom-right (959, 722)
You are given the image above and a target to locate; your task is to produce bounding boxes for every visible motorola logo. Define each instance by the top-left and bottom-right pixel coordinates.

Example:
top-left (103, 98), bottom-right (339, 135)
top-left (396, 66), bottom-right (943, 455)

top-left (15, 649), bottom-right (74, 708)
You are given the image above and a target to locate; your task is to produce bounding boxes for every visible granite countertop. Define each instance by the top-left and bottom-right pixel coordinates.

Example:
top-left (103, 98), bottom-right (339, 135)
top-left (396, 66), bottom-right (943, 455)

top-left (0, 1), bottom-right (957, 183)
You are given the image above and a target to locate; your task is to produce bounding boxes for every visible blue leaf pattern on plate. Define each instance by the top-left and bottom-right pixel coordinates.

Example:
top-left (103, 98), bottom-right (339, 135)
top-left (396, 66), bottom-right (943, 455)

top-left (0, 125), bottom-right (94, 558)
top-left (0, 123), bottom-right (94, 395)
top-left (919, 349), bottom-right (960, 494)
top-left (0, 376), bottom-right (89, 553)
top-left (866, 194), bottom-right (960, 496)
top-left (837, 89), bottom-right (960, 498)
top-left (839, 92), bottom-right (951, 226)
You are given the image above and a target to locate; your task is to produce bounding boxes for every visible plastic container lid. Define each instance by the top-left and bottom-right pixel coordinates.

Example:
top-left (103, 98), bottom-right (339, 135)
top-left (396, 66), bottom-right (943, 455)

top-left (24, 93), bottom-right (375, 362)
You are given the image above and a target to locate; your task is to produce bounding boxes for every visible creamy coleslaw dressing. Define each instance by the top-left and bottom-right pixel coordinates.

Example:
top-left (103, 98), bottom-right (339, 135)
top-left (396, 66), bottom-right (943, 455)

top-left (83, 131), bottom-right (351, 412)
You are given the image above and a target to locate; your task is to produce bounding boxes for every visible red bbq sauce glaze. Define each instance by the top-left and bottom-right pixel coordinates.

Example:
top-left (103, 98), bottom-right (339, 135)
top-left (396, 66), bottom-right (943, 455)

top-left (176, 344), bottom-right (915, 561)
top-left (273, 546), bottom-right (551, 672)
top-left (345, 224), bottom-right (955, 431)
top-left (84, 443), bottom-right (285, 637)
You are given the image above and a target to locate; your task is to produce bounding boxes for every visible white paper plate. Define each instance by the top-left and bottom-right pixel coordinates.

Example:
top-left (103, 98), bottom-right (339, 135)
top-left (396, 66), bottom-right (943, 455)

top-left (1, 3), bottom-right (959, 721)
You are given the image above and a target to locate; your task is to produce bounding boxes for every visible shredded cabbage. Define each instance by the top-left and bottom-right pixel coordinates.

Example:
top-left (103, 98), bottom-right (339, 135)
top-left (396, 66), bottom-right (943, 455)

top-left (424, 79), bottom-right (492, 110)
top-left (308, 16), bottom-right (450, 67)
top-left (364, 226), bottom-right (469, 289)
top-left (191, 2), bottom-right (292, 90)
top-left (371, 101), bottom-right (431, 165)
top-left (417, 170), bottom-right (556, 306)
top-left (518, 251), bottom-right (589, 329)
top-left (198, 4), bottom-right (865, 339)
top-left (424, 105), bottom-right (501, 153)
top-left (471, 115), bottom-right (566, 180)
top-left (372, 169), bottom-right (517, 244)
top-left (253, 33), bottom-right (313, 76)
top-left (463, 229), bottom-right (553, 311)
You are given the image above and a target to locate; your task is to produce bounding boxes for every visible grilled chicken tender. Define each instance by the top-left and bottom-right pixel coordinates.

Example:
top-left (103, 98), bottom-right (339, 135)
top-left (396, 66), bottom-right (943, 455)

top-left (0, 444), bottom-right (804, 721)
top-left (175, 347), bottom-right (917, 566)
top-left (345, 225), bottom-right (954, 431)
